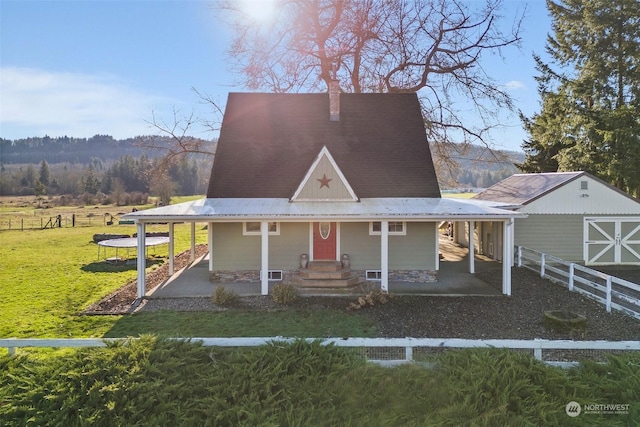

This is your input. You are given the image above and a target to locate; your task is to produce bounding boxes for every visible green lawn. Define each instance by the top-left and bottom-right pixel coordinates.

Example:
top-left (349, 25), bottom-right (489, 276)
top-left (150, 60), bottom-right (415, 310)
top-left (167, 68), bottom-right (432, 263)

top-left (0, 206), bottom-right (375, 339)
top-left (0, 223), bottom-right (200, 337)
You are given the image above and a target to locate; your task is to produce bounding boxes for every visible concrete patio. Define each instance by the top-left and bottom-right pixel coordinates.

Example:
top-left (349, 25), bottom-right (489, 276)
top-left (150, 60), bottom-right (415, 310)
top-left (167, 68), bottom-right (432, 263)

top-left (146, 238), bottom-right (503, 298)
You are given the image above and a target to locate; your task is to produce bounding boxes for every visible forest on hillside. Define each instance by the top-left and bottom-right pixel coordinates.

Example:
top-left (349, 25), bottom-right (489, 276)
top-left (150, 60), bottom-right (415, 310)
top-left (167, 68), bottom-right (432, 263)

top-left (0, 135), bottom-right (522, 201)
top-left (0, 135), bottom-right (215, 204)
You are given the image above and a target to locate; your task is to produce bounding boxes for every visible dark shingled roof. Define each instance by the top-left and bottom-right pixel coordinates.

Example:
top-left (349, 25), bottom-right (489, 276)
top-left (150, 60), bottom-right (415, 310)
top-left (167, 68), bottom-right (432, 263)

top-left (473, 171), bottom-right (585, 205)
top-left (207, 92), bottom-right (440, 199)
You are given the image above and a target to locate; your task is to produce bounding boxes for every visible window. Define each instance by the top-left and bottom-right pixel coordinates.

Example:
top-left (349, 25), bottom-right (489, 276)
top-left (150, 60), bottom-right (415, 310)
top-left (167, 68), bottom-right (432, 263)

top-left (580, 180), bottom-right (588, 190)
top-left (263, 270), bottom-right (283, 281)
top-left (243, 222), bottom-right (279, 235)
top-left (369, 221), bottom-right (406, 235)
top-left (366, 270), bottom-right (382, 281)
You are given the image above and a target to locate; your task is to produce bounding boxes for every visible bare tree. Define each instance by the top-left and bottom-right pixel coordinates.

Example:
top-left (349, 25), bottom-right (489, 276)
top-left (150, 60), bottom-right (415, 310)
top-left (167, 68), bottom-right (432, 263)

top-left (220, 0), bottom-right (524, 181)
top-left (138, 88), bottom-right (222, 176)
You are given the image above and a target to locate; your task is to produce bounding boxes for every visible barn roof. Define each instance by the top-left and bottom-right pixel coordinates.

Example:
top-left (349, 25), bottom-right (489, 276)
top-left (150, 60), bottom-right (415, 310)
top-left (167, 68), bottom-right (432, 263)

top-left (473, 172), bottom-right (586, 206)
top-left (206, 92), bottom-right (440, 199)
top-left (473, 171), bottom-right (640, 208)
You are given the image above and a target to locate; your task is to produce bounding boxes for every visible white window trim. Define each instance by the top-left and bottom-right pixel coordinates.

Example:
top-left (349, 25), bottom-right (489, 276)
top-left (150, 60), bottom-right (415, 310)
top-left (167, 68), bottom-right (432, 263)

top-left (262, 270), bottom-right (283, 281)
top-left (366, 270), bottom-right (382, 281)
top-left (369, 221), bottom-right (406, 236)
top-left (243, 222), bottom-right (280, 236)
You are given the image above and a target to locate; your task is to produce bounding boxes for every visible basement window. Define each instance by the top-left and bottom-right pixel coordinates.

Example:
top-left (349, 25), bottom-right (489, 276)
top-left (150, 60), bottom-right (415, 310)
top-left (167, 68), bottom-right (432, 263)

top-left (369, 221), bottom-right (406, 235)
top-left (243, 222), bottom-right (279, 235)
top-left (262, 270), bottom-right (283, 281)
top-left (366, 270), bottom-right (383, 281)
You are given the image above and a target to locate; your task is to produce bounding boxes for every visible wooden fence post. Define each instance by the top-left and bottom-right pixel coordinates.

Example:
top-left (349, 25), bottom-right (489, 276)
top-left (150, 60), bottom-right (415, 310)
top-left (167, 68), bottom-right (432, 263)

top-left (533, 347), bottom-right (542, 361)
top-left (568, 263), bottom-right (575, 291)
top-left (405, 345), bottom-right (413, 362)
top-left (606, 276), bottom-right (612, 313)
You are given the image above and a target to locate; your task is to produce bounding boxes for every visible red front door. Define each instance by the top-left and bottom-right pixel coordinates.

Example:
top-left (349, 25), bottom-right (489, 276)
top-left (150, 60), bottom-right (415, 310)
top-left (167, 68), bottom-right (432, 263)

top-left (313, 222), bottom-right (336, 260)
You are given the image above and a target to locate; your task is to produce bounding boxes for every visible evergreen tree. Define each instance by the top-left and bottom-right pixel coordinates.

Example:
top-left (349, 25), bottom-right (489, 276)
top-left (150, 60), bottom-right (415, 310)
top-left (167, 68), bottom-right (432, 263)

top-left (519, 0), bottom-right (640, 195)
top-left (39, 160), bottom-right (50, 186)
top-left (21, 165), bottom-right (36, 188)
top-left (34, 180), bottom-right (46, 197)
top-left (82, 167), bottom-right (101, 195)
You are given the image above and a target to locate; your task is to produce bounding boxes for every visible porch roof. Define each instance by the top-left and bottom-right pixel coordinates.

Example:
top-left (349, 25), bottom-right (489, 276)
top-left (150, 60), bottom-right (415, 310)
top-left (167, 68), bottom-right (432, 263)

top-left (125, 197), bottom-right (526, 223)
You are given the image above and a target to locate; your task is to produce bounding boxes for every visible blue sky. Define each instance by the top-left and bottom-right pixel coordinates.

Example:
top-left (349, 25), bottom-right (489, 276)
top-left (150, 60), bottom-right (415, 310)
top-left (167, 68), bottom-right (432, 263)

top-left (1, 0), bottom-right (551, 152)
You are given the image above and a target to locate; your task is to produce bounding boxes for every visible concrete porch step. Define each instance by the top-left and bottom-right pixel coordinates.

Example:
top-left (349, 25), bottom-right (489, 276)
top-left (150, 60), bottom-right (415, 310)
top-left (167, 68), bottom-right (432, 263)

top-left (291, 275), bottom-right (360, 288)
top-left (299, 269), bottom-right (352, 280)
top-left (306, 260), bottom-right (343, 272)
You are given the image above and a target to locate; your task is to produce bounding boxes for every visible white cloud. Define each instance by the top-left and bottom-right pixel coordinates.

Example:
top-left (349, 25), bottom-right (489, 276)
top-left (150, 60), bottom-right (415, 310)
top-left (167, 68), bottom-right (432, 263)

top-left (502, 80), bottom-right (526, 91)
top-left (0, 67), bottom-right (172, 139)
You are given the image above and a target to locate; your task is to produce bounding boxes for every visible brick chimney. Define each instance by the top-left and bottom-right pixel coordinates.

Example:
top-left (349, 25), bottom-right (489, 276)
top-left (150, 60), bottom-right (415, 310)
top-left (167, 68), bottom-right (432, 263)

top-left (329, 79), bottom-right (340, 122)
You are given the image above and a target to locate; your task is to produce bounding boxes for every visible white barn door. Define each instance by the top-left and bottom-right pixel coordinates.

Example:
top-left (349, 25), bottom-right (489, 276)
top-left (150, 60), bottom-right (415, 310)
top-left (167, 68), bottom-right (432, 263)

top-left (584, 217), bottom-right (640, 265)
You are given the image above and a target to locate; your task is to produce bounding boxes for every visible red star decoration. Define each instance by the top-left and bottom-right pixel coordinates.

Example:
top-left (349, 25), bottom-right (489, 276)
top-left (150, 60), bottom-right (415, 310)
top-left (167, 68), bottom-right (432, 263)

top-left (317, 173), bottom-right (332, 189)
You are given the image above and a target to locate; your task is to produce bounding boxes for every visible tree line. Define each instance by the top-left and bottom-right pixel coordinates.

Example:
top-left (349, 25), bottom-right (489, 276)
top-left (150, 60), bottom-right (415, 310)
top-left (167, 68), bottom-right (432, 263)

top-left (0, 134), bottom-right (215, 203)
top-left (0, 134), bottom-right (200, 165)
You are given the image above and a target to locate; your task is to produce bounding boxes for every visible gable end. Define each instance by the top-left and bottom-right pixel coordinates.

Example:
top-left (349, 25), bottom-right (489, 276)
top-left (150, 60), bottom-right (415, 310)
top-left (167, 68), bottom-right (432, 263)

top-left (291, 146), bottom-right (358, 202)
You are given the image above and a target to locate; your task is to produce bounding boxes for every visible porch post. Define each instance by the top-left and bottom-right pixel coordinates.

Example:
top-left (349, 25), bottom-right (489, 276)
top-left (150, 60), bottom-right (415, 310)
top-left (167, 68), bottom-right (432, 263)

top-left (208, 222), bottom-right (214, 272)
top-left (168, 222), bottom-right (175, 275)
top-left (190, 222), bottom-right (196, 262)
top-left (381, 219), bottom-right (389, 293)
top-left (468, 220), bottom-right (475, 274)
top-left (502, 219), bottom-right (512, 296)
top-left (435, 222), bottom-right (440, 270)
top-left (261, 220), bottom-right (269, 295)
top-left (136, 221), bottom-right (146, 299)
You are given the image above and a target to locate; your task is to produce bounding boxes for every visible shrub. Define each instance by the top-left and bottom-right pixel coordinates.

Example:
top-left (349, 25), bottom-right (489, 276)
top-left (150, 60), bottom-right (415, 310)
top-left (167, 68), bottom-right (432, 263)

top-left (271, 283), bottom-right (298, 305)
top-left (211, 286), bottom-right (238, 306)
top-left (347, 290), bottom-right (393, 310)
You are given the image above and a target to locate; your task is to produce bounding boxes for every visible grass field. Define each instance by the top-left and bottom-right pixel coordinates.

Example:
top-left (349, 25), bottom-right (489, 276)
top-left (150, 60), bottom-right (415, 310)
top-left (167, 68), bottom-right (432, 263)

top-left (0, 196), bottom-right (375, 339)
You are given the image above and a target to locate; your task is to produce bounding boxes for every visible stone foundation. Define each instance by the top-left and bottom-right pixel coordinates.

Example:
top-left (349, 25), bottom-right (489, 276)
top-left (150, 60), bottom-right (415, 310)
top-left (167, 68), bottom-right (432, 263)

top-left (210, 270), bottom-right (297, 282)
top-left (389, 270), bottom-right (437, 283)
top-left (211, 269), bottom-right (437, 283)
top-left (210, 270), bottom-right (260, 282)
top-left (352, 270), bottom-right (437, 283)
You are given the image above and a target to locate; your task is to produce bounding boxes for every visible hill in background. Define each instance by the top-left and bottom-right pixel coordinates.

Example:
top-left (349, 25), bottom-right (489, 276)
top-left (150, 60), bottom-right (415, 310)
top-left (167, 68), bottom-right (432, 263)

top-left (0, 135), bottom-right (522, 193)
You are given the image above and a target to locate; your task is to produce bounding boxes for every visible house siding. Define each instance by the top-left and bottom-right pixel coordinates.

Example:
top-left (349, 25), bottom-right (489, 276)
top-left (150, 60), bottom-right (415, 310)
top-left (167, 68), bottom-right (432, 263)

top-left (213, 221), bottom-right (437, 273)
top-left (296, 154), bottom-right (353, 200)
top-left (212, 222), bottom-right (308, 271)
top-left (390, 222), bottom-right (437, 270)
top-left (514, 214), bottom-right (640, 262)
top-left (479, 222), bottom-right (503, 260)
top-left (341, 222), bottom-right (436, 270)
top-left (340, 223), bottom-right (380, 268)
top-left (523, 176), bottom-right (640, 215)
top-left (514, 215), bottom-right (584, 261)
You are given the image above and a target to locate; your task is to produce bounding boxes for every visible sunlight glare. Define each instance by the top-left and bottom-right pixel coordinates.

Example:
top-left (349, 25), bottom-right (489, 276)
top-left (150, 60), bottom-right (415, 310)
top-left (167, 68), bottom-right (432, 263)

top-left (238, 0), bottom-right (277, 23)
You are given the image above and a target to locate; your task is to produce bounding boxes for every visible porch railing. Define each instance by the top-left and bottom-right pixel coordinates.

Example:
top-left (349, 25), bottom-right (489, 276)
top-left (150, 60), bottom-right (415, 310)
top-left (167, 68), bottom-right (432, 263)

top-left (2, 337), bottom-right (640, 368)
top-left (516, 246), bottom-right (640, 321)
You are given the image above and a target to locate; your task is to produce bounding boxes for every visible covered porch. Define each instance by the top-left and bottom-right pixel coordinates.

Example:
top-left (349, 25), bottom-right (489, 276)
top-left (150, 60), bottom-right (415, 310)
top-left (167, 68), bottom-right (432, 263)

top-left (124, 197), bottom-right (523, 299)
top-left (146, 245), bottom-right (503, 298)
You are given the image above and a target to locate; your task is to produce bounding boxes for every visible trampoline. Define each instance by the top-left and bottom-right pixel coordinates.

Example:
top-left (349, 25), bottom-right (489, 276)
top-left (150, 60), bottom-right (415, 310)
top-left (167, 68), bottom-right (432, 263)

top-left (97, 237), bottom-right (170, 263)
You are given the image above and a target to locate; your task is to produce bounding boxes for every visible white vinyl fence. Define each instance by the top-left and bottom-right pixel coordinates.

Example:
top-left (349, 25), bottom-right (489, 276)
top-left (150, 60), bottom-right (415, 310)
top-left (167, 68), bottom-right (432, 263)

top-left (516, 246), bottom-right (640, 321)
top-left (2, 337), bottom-right (639, 368)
